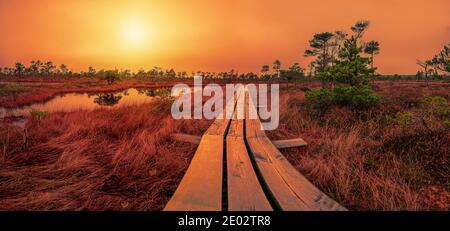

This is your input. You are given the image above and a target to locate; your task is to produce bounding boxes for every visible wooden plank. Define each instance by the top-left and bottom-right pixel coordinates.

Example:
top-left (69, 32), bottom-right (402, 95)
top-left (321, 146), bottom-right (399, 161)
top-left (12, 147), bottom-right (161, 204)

top-left (172, 133), bottom-right (201, 144)
top-left (271, 138), bottom-right (307, 149)
top-left (226, 90), bottom-right (272, 211)
top-left (164, 101), bottom-right (235, 211)
top-left (164, 135), bottom-right (225, 211)
top-left (173, 132), bottom-right (307, 149)
top-left (245, 93), bottom-right (346, 211)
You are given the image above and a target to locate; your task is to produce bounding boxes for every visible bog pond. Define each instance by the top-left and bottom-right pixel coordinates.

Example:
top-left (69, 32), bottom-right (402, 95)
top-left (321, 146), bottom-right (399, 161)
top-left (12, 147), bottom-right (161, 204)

top-left (0, 88), bottom-right (171, 125)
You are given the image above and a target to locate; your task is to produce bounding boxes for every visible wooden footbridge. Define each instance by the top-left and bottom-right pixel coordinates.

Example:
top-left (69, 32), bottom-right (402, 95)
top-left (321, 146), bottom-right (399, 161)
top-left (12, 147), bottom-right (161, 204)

top-left (165, 87), bottom-right (346, 211)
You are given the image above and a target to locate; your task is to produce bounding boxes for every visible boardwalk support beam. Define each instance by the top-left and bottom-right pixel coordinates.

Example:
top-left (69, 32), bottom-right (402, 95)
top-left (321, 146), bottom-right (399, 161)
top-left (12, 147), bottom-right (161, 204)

top-left (173, 133), bottom-right (308, 149)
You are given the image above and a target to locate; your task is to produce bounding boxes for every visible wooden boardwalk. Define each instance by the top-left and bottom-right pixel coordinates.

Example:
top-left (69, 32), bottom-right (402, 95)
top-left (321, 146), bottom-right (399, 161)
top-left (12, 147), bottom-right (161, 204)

top-left (164, 88), bottom-right (346, 211)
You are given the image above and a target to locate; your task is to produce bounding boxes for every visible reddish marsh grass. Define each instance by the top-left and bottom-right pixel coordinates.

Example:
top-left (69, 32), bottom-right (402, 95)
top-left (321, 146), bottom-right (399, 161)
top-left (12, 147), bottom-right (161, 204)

top-left (0, 99), bottom-right (211, 210)
top-left (0, 78), bottom-right (313, 108)
top-left (0, 79), bottom-right (186, 108)
top-left (269, 81), bottom-right (449, 210)
top-left (0, 80), bottom-right (448, 211)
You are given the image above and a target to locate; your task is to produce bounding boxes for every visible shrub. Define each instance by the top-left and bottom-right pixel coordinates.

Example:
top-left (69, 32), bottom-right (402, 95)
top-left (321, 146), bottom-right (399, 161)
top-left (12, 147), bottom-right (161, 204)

top-left (306, 85), bottom-right (379, 113)
top-left (422, 96), bottom-right (449, 117)
top-left (442, 120), bottom-right (450, 129)
top-left (306, 21), bottom-right (380, 113)
top-left (305, 88), bottom-right (334, 114)
top-left (94, 93), bottom-right (122, 106)
top-left (0, 84), bottom-right (29, 96)
top-left (154, 88), bottom-right (174, 102)
top-left (30, 109), bottom-right (48, 120)
top-left (394, 111), bottom-right (413, 128)
top-left (384, 111), bottom-right (414, 129)
top-left (332, 86), bottom-right (380, 107)
top-left (100, 70), bottom-right (120, 85)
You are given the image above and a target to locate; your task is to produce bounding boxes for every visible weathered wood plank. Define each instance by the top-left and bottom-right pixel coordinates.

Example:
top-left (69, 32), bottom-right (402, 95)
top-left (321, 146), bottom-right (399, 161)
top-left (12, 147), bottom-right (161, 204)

top-left (164, 102), bottom-right (235, 211)
top-left (164, 134), bottom-right (225, 211)
top-left (245, 93), bottom-right (346, 211)
top-left (173, 132), bottom-right (307, 149)
top-left (271, 138), bottom-right (307, 149)
top-left (226, 90), bottom-right (272, 211)
top-left (172, 133), bottom-right (202, 144)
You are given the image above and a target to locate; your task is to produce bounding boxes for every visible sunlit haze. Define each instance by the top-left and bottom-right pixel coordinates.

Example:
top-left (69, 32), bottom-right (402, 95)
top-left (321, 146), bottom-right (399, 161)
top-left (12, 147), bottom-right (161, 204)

top-left (0, 0), bottom-right (448, 74)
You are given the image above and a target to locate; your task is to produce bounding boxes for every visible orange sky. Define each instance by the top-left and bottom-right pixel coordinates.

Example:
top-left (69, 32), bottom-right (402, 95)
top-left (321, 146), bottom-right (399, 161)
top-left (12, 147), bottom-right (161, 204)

top-left (0, 0), bottom-right (449, 74)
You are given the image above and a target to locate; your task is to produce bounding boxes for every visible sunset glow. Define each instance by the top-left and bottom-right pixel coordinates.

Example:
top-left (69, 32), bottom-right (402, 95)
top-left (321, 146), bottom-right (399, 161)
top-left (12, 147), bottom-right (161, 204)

top-left (0, 0), bottom-right (449, 215)
top-left (0, 0), bottom-right (449, 74)
top-left (120, 17), bottom-right (152, 51)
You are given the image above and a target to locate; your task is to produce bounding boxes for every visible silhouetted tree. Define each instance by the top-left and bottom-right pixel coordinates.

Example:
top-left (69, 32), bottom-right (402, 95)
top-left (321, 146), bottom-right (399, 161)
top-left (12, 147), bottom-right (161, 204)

top-left (415, 71), bottom-right (424, 80)
top-left (165, 68), bottom-right (176, 78)
top-left (29, 60), bottom-right (43, 76)
top-left (304, 32), bottom-right (335, 71)
top-left (42, 61), bottom-right (56, 76)
top-left (351, 20), bottom-right (370, 39)
top-left (101, 70), bottom-right (120, 84)
top-left (135, 69), bottom-right (146, 78)
top-left (59, 64), bottom-right (69, 75)
top-left (317, 21), bottom-right (375, 87)
top-left (260, 65), bottom-right (270, 78)
top-left (280, 63), bottom-right (305, 81)
top-left (178, 71), bottom-right (187, 78)
top-left (14, 62), bottom-right (26, 76)
top-left (329, 31), bottom-right (348, 62)
top-left (306, 21), bottom-right (379, 109)
top-left (364, 40), bottom-right (380, 69)
top-left (273, 60), bottom-right (281, 78)
top-left (289, 63), bottom-right (303, 73)
top-left (120, 69), bottom-right (131, 78)
top-left (315, 21), bottom-right (376, 86)
top-left (416, 59), bottom-right (432, 83)
top-left (87, 66), bottom-right (96, 77)
top-left (431, 44), bottom-right (449, 76)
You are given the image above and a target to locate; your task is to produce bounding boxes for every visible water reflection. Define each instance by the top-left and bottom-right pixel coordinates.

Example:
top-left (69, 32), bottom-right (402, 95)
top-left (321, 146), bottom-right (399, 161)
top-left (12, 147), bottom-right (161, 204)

top-left (139, 88), bottom-right (171, 98)
top-left (0, 88), bottom-right (168, 118)
top-left (141, 89), bottom-right (156, 97)
top-left (94, 93), bottom-right (123, 106)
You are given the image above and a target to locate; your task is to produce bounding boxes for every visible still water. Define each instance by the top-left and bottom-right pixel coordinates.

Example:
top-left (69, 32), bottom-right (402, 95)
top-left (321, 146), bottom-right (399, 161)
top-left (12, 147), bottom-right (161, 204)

top-left (0, 88), bottom-right (170, 118)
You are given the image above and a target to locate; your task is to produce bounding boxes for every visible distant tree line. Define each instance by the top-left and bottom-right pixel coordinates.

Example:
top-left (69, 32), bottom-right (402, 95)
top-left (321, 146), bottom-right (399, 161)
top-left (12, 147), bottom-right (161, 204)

top-left (0, 60), bottom-right (96, 78)
top-left (0, 59), bottom-right (307, 81)
top-left (0, 43), bottom-right (447, 82)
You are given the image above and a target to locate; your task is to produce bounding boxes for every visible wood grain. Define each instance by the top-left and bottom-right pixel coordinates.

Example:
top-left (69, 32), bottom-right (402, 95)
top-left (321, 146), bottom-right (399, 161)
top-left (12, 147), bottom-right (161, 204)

top-left (226, 89), bottom-right (272, 211)
top-left (245, 93), bottom-right (347, 211)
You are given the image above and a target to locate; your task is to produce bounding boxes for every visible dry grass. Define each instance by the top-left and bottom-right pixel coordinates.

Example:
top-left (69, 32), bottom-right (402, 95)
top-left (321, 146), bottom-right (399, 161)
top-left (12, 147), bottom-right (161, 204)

top-left (0, 99), bottom-right (211, 210)
top-left (0, 80), bottom-right (448, 211)
top-left (269, 81), bottom-right (449, 210)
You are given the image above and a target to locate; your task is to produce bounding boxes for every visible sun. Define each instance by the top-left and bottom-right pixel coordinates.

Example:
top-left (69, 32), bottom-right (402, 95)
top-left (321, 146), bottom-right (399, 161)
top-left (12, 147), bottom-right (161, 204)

top-left (121, 19), bottom-right (151, 50)
top-left (125, 24), bottom-right (144, 43)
